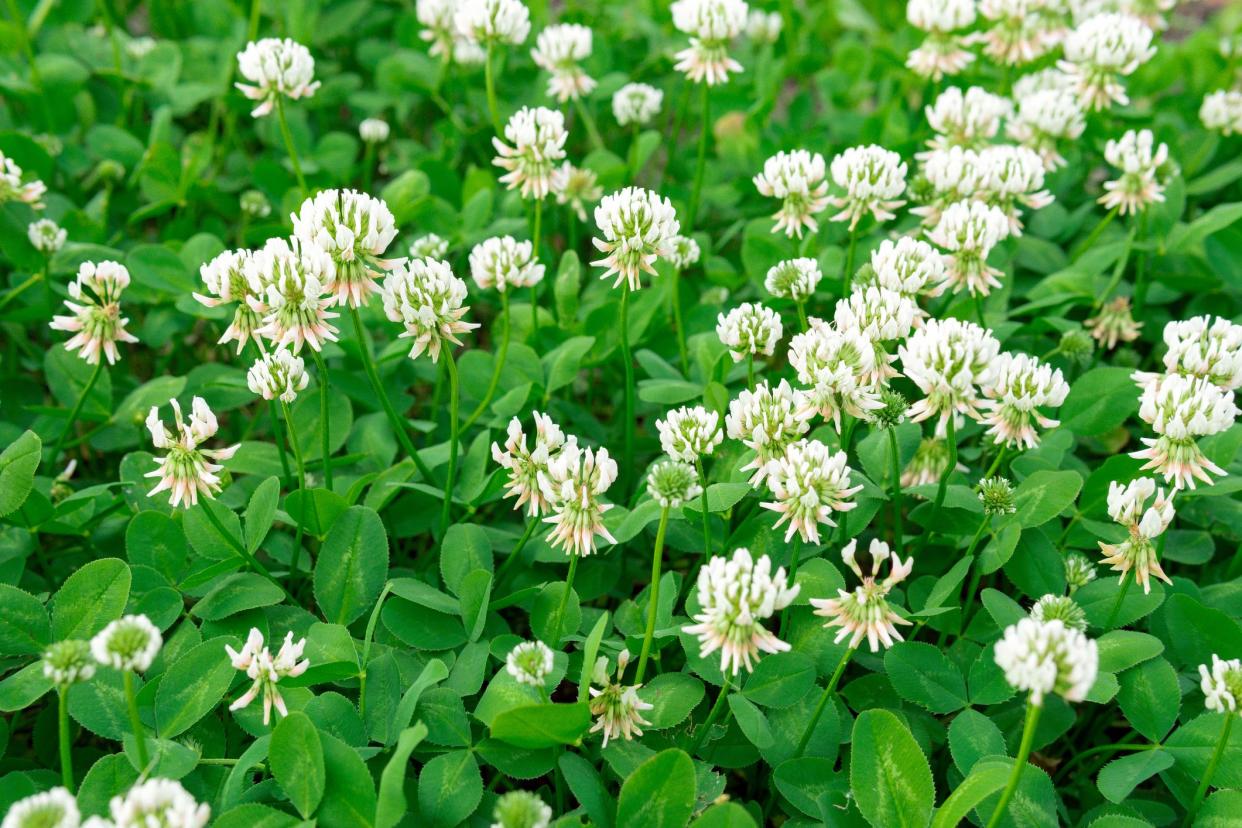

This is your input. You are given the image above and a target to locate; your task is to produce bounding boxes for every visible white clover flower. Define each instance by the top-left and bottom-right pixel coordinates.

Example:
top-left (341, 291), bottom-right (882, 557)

top-left (1013, 66), bottom-right (1077, 98)
top-left (1100, 128), bottom-right (1169, 215)
top-left (0, 149), bottom-right (47, 207)
top-left (1199, 654), bottom-right (1242, 714)
top-left (492, 106), bottom-right (569, 200)
top-left (27, 218), bottom-right (66, 253)
top-left (409, 233), bottom-right (450, 260)
top-left (683, 548), bottom-right (799, 675)
top-left (492, 791), bottom-right (553, 828)
top-left (588, 650), bottom-right (653, 746)
top-left (978, 144), bottom-right (1054, 234)
top-left (469, 236), bottom-right (545, 293)
top-left (977, 352), bottom-right (1070, 449)
top-left (292, 189), bottom-right (400, 308)
top-left (591, 187), bottom-right (680, 291)
top-left (359, 118), bottom-right (390, 143)
top-left (1085, 297), bottom-right (1142, 350)
top-left (49, 261), bottom-right (139, 365)
top-left (746, 9), bottom-right (782, 42)
top-left (975, 0), bottom-right (1063, 66)
top-left (1006, 88), bottom-right (1086, 170)
top-left (194, 249), bottom-right (266, 355)
top-left (247, 347), bottom-right (310, 403)
top-left (91, 614), bottom-right (162, 673)
top-left (647, 459), bottom-right (702, 508)
top-left (978, 476), bottom-right (1017, 515)
top-left (1058, 13), bottom-right (1155, 110)
top-left (101, 778), bottom-right (210, 828)
top-left (901, 437), bottom-right (965, 488)
top-left (762, 439), bottom-right (861, 544)
top-left (1201, 90), bottom-right (1242, 136)
top-left (900, 317), bottom-right (1002, 437)
top-left (418, 0), bottom-right (458, 57)
top-left (381, 256), bottom-right (479, 362)
top-left (1132, 374), bottom-right (1240, 489)
top-left (539, 441), bottom-right (618, 557)
top-left (788, 319), bottom-right (883, 429)
top-left (656, 405), bottom-right (723, 462)
top-left (716, 302), bottom-right (783, 362)
top-left (812, 539), bottom-right (913, 652)
top-left (1030, 594), bottom-right (1088, 632)
top-left (1097, 477), bottom-right (1174, 593)
top-left (452, 37), bottom-right (489, 66)
top-left (828, 145), bottom-right (908, 230)
top-left (612, 82), bottom-right (664, 126)
top-left (870, 236), bottom-right (947, 297)
top-left (927, 199), bottom-right (1012, 296)
top-left (493, 412), bottom-right (571, 516)
top-left (1135, 316), bottom-right (1242, 392)
top-left (551, 162), bottom-right (603, 223)
top-left (1065, 551), bottom-right (1099, 593)
top-left (241, 189), bottom-right (271, 218)
top-left (506, 640), bottom-right (555, 687)
top-left (671, 0), bottom-right (747, 85)
top-left (725, 379), bottom-right (809, 485)
top-left (667, 234), bottom-right (701, 270)
top-left (764, 258), bottom-right (822, 302)
top-left (456, 0), bottom-right (531, 45)
top-left (43, 639), bottom-right (95, 687)
top-left (925, 86), bottom-right (1012, 152)
top-left (234, 38), bottom-right (320, 118)
top-left (531, 23), bottom-right (596, 102)
top-left (145, 397), bottom-right (240, 508)
top-left (912, 147), bottom-right (984, 226)
top-left (906, 0), bottom-right (977, 80)
top-left (226, 628), bottom-right (310, 725)
top-left (994, 618), bottom-right (1099, 705)
top-left (753, 150), bottom-right (830, 239)
top-left (249, 236), bottom-right (340, 353)
top-left (834, 286), bottom-right (919, 377)
top-left (2, 788), bottom-right (80, 828)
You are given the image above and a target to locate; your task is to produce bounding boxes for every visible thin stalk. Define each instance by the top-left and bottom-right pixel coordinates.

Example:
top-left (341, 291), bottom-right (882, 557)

top-left (687, 676), bottom-right (732, 754)
top-left (123, 671), bottom-right (149, 771)
top-left (247, 0), bottom-right (262, 40)
top-left (308, 348), bottom-right (334, 489)
top-left (274, 97), bottom-right (309, 198)
top-left (530, 199), bottom-right (543, 331)
top-left (671, 267), bottom-right (689, 376)
top-left (495, 519), bottom-right (539, 584)
top-left (778, 535), bottom-right (802, 638)
top-left (842, 227), bottom-right (859, 296)
top-left (620, 285), bottom-right (635, 492)
top-left (987, 701), bottom-right (1043, 828)
top-left (974, 293), bottom-right (987, 327)
top-left (441, 351), bottom-right (461, 532)
top-left (1133, 211), bottom-right (1152, 315)
top-left (1105, 575), bottom-right (1133, 629)
top-left (696, 458), bottom-right (712, 563)
top-left (201, 500), bottom-right (292, 600)
top-left (268, 402), bottom-right (291, 483)
top-left (554, 555), bottom-right (580, 644)
top-left (983, 445), bottom-right (1009, 480)
top-left (572, 95), bottom-right (605, 153)
top-left (0, 271), bottom-right (42, 312)
top-left (484, 42), bottom-right (503, 135)
top-left (687, 82), bottom-right (710, 229)
top-left (49, 359), bottom-right (104, 466)
top-left (746, 353), bottom-right (755, 390)
top-left (951, 516), bottom-right (993, 641)
top-left (4, 0), bottom-right (53, 129)
top-left (795, 299), bottom-right (808, 332)
top-left (463, 291), bottom-right (511, 430)
top-left (1094, 224), bottom-right (1137, 310)
top-left (1181, 714), bottom-right (1233, 828)
top-left (362, 142), bottom-right (376, 193)
top-left (57, 686), bottom-right (73, 791)
top-left (916, 415), bottom-right (957, 556)
top-left (636, 507), bottom-right (670, 684)
top-left (887, 427), bottom-right (904, 558)
top-left (628, 123), bottom-right (641, 181)
top-left (1073, 205), bottom-right (1119, 262)
top-left (280, 400), bottom-right (307, 584)
top-left (794, 646), bottom-right (855, 757)
top-left (357, 581), bottom-right (393, 720)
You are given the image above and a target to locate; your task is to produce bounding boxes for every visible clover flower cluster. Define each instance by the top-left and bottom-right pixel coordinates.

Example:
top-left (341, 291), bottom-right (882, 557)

top-left (195, 250), bottom-right (265, 353)
top-left (539, 439), bottom-right (619, 557)
top-left (506, 640), bottom-right (555, 687)
top-left (725, 380), bottom-right (809, 485)
top-left (591, 187), bottom-right (680, 291)
top-left (1099, 128), bottom-right (1170, 215)
top-left (977, 352), bottom-right (1071, 449)
top-left (765, 257), bottom-right (822, 302)
top-left (1097, 477), bottom-right (1174, 593)
top-left (1135, 316), bottom-right (1242, 392)
top-left (292, 189), bottom-right (400, 308)
top-left (906, 0), bottom-right (977, 80)
top-left (90, 614), bottom-right (163, 673)
top-left (717, 302), bottom-right (783, 362)
top-left (812, 539), bottom-right (913, 652)
top-left (761, 438), bottom-right (861, 544)
top-left (531, 23), bottom-right (596, 102)
top-left (1059, 13), bottom-right (1155, 111)
top-left (381, 256), bottom-right (479, 362)
top-left (587, 649), bottom-right (653, 746)
top-left (647, 459), bottom-right (702, 508)
top-left (753, 150), bottom-right (829, 239)
top-left (924, 86), bottom-right (1011, 152)
top-left (834, 286), bottom-right (919, 379)
top-left (28, 217), bottom-right (66, 252)
top-left (656, 405), bottom-right (723, 462)
top-left (235, 38), bottom-right (319, 118)
top-left (50, 261), bottom-right (139, 365)
top-left (787, 319), bottom-right (882, 429)
top-left (612, 82), bottom-right (663, 126)
top-left (247, 347), bottom-right (309, 403)
top-left (469, 235), bottom-right (545, 293)
top-left (1199, 654), bottom-right (1242, 715)
top-left (994, 618), bottom-right (1099, 705)
top-left (899, 318), bottom-right (1002, 436)
top-left (493, 106), bottom-right (569, 200)
top-left (1201, 89), bottom-right (1242, 135)
top-left (670, 0), bottom-right (748, 85)
top-left (551, 162), bottom-right (603, 222)
top-left (492, 411), bottom-right (572, 516)
top-left (1131, 373), bottom-right (1239, 489)
top-left (145, 397), bottom-right (240, 509)
top-left (869, 236), bottom-right (947, 298)
top-left (0, 149), bottom-right (47, 207)
top-left (828, 145), bottom-right (908, 230)
top-left (225, 628), bottom-right (310, 725)
top-left (456, 0), bottom-right (532, 46)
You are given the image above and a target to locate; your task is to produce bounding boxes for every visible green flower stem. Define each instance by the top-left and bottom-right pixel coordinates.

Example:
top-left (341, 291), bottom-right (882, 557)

top-left (671, 267), bottom-right (689, 376)
top-left (572, 95), bottom-right (605, 153)
top-left (746, 353), bottom-right (755, 390)
top-left (687, 675), bottom-right (732, 754)
top-left (308, 347), bottom-right (334, 490)
top-left (628, 123), bottom-right (641, 181)
top-left (794, 645), bottom-right (855, 757)
top-left (362, 142), bottom-right (376, 193)
top-left (4, 0), bottom-right (53, 130)
top-left (974, 293), bottom-right (987, 328)
top-left (842, 227), bottom-right (859, 297)
top-left (1054, 741), bottom-right (1153, 782)
top-left (484, 42), bottom-right (503, 136)
top-left (357, 581), bottom-right (393, 720)
top-left (696, 458), bottom-right (712, 562)
top-left (57, 685), bottom-right (73, 791)
top-left (687, 81), bottom-right (710, 230)
top-left (778, 535), bottom-right (802, 638)
top-left (279, 400), bottom-right (307, 584)
top-left (983, 444), bottom-right (1009, 480)
top-left (1105, 574), bottom-right (1134, 630)
top-left (268, 401), bottom-right (292, 484)
top-left (952, 515), bottom-right (993, 641)
top-left (554, 554), bottom-right (580, 645)
top-left (620, 284), bottom-right (635, 495)
top-left (49, 359), bottom-right (103, 466)
top-left (200, 498), bottom-right (292, 602)
top-left (1094, 223), bottom-right (1137, 310)
top-left (247, 0), bottom-right (262, 39)
top-left (531, 199), bottom-right (542, 331)
top-left (985, 699), bottom-right (1043, 828)
top-left (123, 670), bottom-right (149, 771)
top-left (274, 96), bottom-right (309, 199)
top-left (887, 426), bottom-right (904, 558)
top-left (348, 307), bottom-right (436, 484)
top-left (1182, 713), bottom-right (1233, 828)
top-left (916, 415), bottom-right (957, 556)
top-left (463, 291), bottom-right (511, 431)
top-left (441, 350), bottom-right (461, 533)
top-left (1073, 205), bottom-right (1119, 262)
top-left (795, 299), bottom-right (808, 333)
top-left (635, 506), bottom-right (670, 684)
top-left (495, 518), bottom-right (539, 585)
top-left (0, 270), bottom-right (42, 312)
top-left (1133, 211), bottom-right (1152, 315)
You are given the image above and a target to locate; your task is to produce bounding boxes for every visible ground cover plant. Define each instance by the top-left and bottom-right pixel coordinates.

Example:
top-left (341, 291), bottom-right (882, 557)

top-left (3, 0), bottom-right (1242, 826)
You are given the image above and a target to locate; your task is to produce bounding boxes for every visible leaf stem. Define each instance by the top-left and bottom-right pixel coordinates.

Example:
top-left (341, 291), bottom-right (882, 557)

top-left (495, 518), bottom-right (539, 585)
top-left (916, 414), bottom-right (957, 556)
top-left (687, 675), bottom-right (732, 754)
top-left (441, 350), bottom-right (460, 533)
top-left (1182, 713), bottom-right (1233, 828)
top-left (687, 81), bottom-right (710, 230)
top-left (279, 400), bottom-right (307, 585)
top-left (58, 685), bottom-right (73, 791)
top-left (123, 670), bottom-right (149, 771)
top-left (50, 359), bottom-right (103, 466)
top-left (620, 284), bottom-right (635, 495)
top-left (484, 42), bottom-right (502, 136)
top-left (274, 96), bottom-right (309, 199)
top-left (464, 289), bottom-right (511, 431)
top-left (794, 646), bottom-right (854, 757)
top-left (308, 348), bottom-right (334, 490)
top-left (200, 499), bottom-right (292, 602)
top-left (554, 555), bottom-right (580, 645)
top-left (984, 699), bottom-right (1043, 828)
top-left (671, 266), bottom-right (689, 376)
top-left (1105, 574), bottom-right (1133, 630)
top-left (635, 506), bottom-right (670, 684)
top-left (887, 426), bottom-right (904, 558)
top-left (358, 581), bottom-right (393, 720)
top-left (842, 226), bottom-right (859, 296)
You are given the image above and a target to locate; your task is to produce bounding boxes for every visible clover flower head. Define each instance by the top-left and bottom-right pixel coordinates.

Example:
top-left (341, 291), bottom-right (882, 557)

top-left (409, 233), bottom-right (449, 260)
top-left (762, 439), bottom-right (861, 544)
top-left (49, 261), bottom-right (139, 365)
top-left (754, 150), bottom-right (830, 239)
top-left (828, 145), bottom-right (908, 230)
top-left (91, 614), bottom-right (162, 673)
top-left (1199, 654), bottom-right (1242, 715)
top-left (978, 476), bottom-right (1017, 515)
top-left (551, 162), bottom-right (603, 223)
top-left (2, 788), bottom-right (80, 828)
top-left (43, 639), bottom-right (95, 687)
top-left (906, 0), bottom-right (977, 79)
top-left (249, 236), bottom-right (339, 353)
top-left (870, 236), bottom-right (947, 296)
top-left (491, 790), bottom-right (553, 828)
top-left (1058, 13), bottom-right (1155, 110)
top-left (978, 144), bottom-right (1054, 233)
top-left (234, 38), bottom-right (319, 118)
top-left (834, 285), bottom-right (918, 361)
top-left (241, 189), bottom-right (272, 218)
top-left (647, 459), bottom-right (702, 508)
top-left (469, 236), bottom-right (545, 293)
top-left (145, 397), bottom-right (240, 508)
top-left (977, 352), bottom-right (1070, 449)
top-left (927, 199), bottom-right (1012, 296)
top-left (492, 412), bottom-right (571, 516)
top-left (292, 189), bottom-right (400, 308)
top-left (1085, 296), bottom-right (1142, 350)
top-left (247, 347), bottom-right (310, 403)
top-left (975, 0), bottom-right (1065, 66)
top-left (902, 437), bottom-right (966, 488)
top-left (812, 539), bottom-right (913, 652)
top-left (493, 106), bottom-right (569, 200)
top-left (656, 405), bottom-right (723, 462)
top-left (28, 217), bottom-right (66, 253)
top-left (591, 187), bottom-right (680, 291)
top-left (900, 317), bottom-right (1002, 436)
top-left (746, 9), bottom-right (782, 42)
top-left (925, 86), bottom-right (1012, 152)
top-left (531, 23), bottom-right (596, 102)
top-left (912, 147), bottom-right (984, 225)
top-left (1202, 90), bottom-right (1242, 136)
top-left (684, 548), bottom-right (799, 674)
top-left (870, 387), bottom-right (910, 428)
top-left (1098, 477), bottom-right (1174, 592)
top-left (455, 0), bottom-right (531, 45)
top-left (1007, 88), bottom-right (1086, 169)
top-left (225, 628), bottom-right (310, 725)
top-left (1030, 594), bottom-right (1089, 632)
top-left (359, 117), bottom-right (390, 143)
top-left (1131, 374), bottom-right (1239, 489)
top-left (0, 149), bottom-right (47, 207)
top-left (671, 0), bottom-right (748, 85)
top-left (612, 82), bottom-right (664, 126)
top-left (717, 302), bottom-right (783, 363)
top-left (1065, 552), bottom-right (1098, 592)
top-left (725, 379), bottom-right (810, 485)
top-left (994, 618), bottom-right (1099, 705)
top-left (418, 0), bottom-right (458, 57)
top-left (101, 778), bottom-right (210, 828)
top-left (506, 640), bottom-right (555, 688)
top-left (588, 649), bottom-right (653, 745)
top-left (194, 249), bottom-right (266, 354)
top-left (1134, 315), bottom-right (1242, 393)
top-left (540, 441), bottom-right (618, 557)
top-left (788, 319), bottom-right (883, 428)
top-left (764, 257), bottom-right (822, 302)
top-left (381, 256), bottom-right (479, 362)
top-left (1099, 128), bottom-right (1170, 215)
top-left (666, 234), bottom-right (701, 271)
